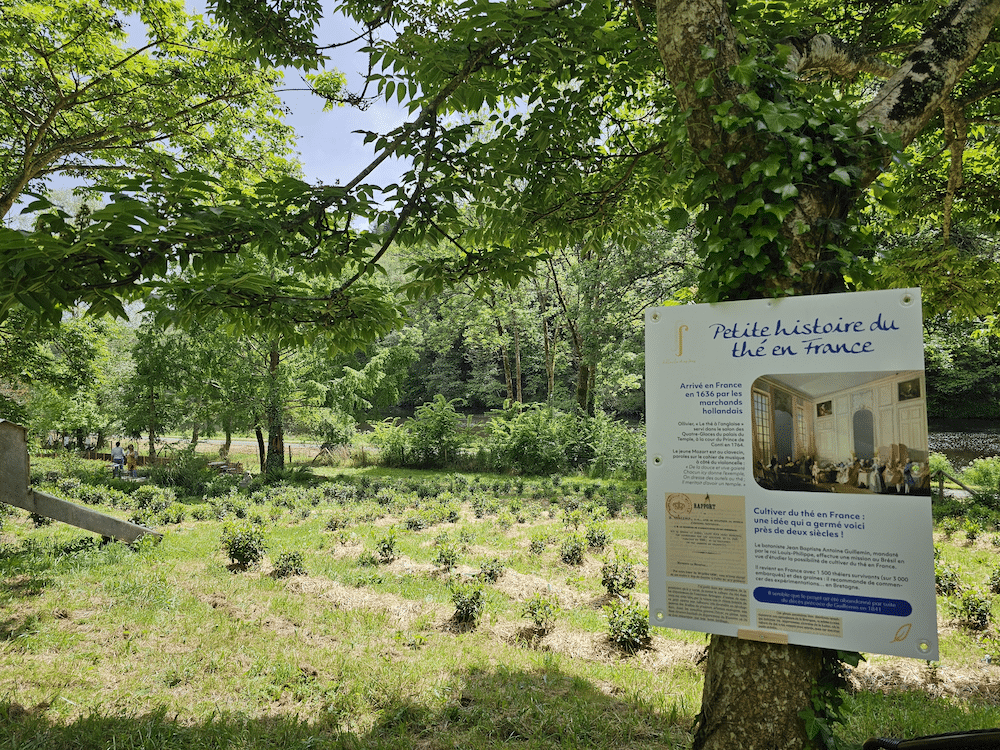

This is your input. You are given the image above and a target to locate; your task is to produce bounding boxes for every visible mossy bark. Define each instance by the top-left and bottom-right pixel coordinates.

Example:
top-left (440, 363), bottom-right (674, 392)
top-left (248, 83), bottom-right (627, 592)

top-left (693, 636), bottom-right (823, 750)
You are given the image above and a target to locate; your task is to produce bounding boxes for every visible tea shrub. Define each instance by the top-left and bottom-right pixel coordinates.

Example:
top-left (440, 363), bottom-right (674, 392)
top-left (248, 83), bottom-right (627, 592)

top-left (159, 502), bottom-right (188, 525)
top-left (273, 551), bottom-right (307, 578)
top-left (403, 513), bottom-right (427, 531)
top-left (559, 533), bottom-right (586, 565)
top-left (450, 580), bottom-right (485, 625)
top-left (191, 504), bottom-right (212, 521)
top-left (586, 523), bottom-right (611, 550)
top-left (529, 531), bottom-right (553, 556)
top-left (940, 518), bottom-right (960, 539)
top-left (29, 512), bottom-right (53, 527)
top-left (936, 561), bottom-right (963, 596)
top-left (478, 557), bottom-right (505, 583)
top-left (375, 529), bottom-right (398, 564)
top-left (221, 521), bottom-right (268, 569)
top-left (601, 550), bottom-right (638, 597)
top-left (496, 510), bottom-right (515, 530)
top-left (956, 589), bottom-right (993, 631)
top-left (964, 519), bottom-right (983, 542)
top-left (522, 592), bottom-right (560, 633)
top-left (606, 598), bottom-right (651, 653)
top-left (989, 566), bottom-right (1000, 595)
top-left (325, 511), bottom-right (350, 531)
top-left (457, 527), bottom-right (477, 546)
top-left (433, 540), bottom-right (461, 571)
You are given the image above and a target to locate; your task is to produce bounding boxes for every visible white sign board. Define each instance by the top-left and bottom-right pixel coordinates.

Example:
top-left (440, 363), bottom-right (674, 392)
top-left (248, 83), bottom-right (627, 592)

top-left (646, 288), bottom-right (938, 660)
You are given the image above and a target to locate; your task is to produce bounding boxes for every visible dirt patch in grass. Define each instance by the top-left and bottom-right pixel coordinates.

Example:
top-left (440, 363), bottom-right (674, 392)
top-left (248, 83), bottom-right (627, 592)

top-left (850, 657), bottom-right (1000, 702)
top-left (286, 575), bottom-right (443, 629)
top-left (491, 568), bottom-right (588, 608)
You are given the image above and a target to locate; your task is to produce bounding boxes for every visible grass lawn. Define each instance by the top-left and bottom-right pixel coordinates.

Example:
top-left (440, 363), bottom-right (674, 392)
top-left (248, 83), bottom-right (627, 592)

top-left (2, 457), bottom-right (1000, 749)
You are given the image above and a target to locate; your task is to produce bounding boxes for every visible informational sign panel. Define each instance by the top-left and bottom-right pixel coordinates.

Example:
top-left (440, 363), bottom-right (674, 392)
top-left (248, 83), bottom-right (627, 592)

top-left (646, 288), bottom-right (938, 660)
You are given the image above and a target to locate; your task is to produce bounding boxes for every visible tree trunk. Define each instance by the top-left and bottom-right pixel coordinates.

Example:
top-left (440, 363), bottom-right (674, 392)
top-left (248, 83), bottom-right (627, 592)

top-left (511, 309), bottom-right (523, 403)
top-left (255, 425), bottom-right (266, 473)
top-left (575, 361), bottom-right (591, 414)
top-left (146, 384), bottom-right (157, 460)
top-left (586, 361), bottom-right (596, 417)
top-left (497, 317), bottom-right (515, 402)
top-left (264, 341), bottom-right (284, 472)
top-left (541, 313), bottom-right (557, 401)
top-left (534, 281), bottom-right (559, 402)
top-left (694, 636), bottom-right (824, 750)
top-left (222, 416), bottom-right (232, 458)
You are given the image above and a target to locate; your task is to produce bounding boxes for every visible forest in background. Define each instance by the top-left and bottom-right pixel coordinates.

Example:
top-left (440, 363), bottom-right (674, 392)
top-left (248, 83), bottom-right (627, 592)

top-left (3, 262), bottom-right (998, 464)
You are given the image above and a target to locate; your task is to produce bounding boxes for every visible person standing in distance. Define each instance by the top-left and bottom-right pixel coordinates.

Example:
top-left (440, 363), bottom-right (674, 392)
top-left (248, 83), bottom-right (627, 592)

top-left (111, 441), bottom-right (125, 478)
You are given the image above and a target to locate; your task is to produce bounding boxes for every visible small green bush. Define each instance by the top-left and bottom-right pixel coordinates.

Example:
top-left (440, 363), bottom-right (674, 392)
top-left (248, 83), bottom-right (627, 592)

top-left (559, 532), bottom-right (586, 565)
top-left (221, 521), bottom-right (268, 569)
top-left (585, 523), bottom-right (611, 550)
top-left (964, 519), bottom-right (983, 542)
top-left (29, 512), bottom-right (53, 527)
top-left (478, 557), bottom-right (505, 583)
top-left (606, 598), bottom-right (651, 653)
top-left (988, 566), bottom-right (1000, 595)
top-left (955, 589), bottom-right (993, 631)
top-left (940, 518), bottom-right (960, 539)
top-left (433, 541), bottom-right (461, 571)
top-left (928, 452), bottom-right (954, 477)
top-left (529, 531), bottom-right (552, 556)
top-left (191, 504), bottom-right (212, 521)
top-left (522, 592), bottom-right (560, 633)
top-left (272, 551), bottom-right (307, 578)
top-left (960, 457), bottom-right (1000, 491)
top-left (375, 529), bottom-right (398, 564)
top-left (357, 550), bottom-right (380, 568)
top-left (325, 511), bottom-right (350, 531)
top-left (159, 501), bottom-right (188, 525)
top-left (601, 550), bottom-right (638, 597)
top-left (936, 561), bottom-right (963, 596)
top-left (450, 580), bottom-right (485, 625)
top-left (496, 509), bottom-right (515, 530)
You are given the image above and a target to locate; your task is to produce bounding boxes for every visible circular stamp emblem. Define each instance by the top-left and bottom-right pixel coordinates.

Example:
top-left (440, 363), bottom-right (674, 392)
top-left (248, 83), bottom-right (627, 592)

top-left (667, 493), bottom-right (693, 519)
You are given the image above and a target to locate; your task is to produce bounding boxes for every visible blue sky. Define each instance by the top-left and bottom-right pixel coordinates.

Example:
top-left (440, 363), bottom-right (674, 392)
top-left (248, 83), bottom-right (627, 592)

top-left (251, 7), bottom-right (411, 190)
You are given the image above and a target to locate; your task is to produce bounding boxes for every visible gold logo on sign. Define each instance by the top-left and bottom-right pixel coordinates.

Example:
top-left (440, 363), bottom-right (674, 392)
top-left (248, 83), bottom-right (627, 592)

top-left (892, 623), bottom-right (912, 643)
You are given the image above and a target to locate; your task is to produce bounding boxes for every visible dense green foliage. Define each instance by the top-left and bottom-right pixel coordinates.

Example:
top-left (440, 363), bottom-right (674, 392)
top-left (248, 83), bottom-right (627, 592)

top-left (0, 0), bottom-right (294, 220)
top-left (924, 317), bottom-right (1000, 420)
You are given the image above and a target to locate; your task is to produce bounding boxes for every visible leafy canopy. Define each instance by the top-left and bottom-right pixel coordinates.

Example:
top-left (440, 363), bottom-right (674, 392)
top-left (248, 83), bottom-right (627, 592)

top-left (0, 0), bottom-right (295, 219)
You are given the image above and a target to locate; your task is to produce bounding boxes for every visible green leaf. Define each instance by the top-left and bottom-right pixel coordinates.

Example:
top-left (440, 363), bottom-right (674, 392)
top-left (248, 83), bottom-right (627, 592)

top-left (830, 167), bottom-right (852, 186)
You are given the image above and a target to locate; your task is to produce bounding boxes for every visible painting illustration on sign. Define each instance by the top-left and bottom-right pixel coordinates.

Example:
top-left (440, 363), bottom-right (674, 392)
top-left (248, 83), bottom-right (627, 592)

top-left (751, 371), bottom-right (931, 497)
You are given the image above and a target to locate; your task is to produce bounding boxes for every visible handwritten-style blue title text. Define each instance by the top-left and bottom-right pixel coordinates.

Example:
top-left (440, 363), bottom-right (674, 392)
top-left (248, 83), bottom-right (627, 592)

top-left (710, 313), bottom-right (900, 358)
